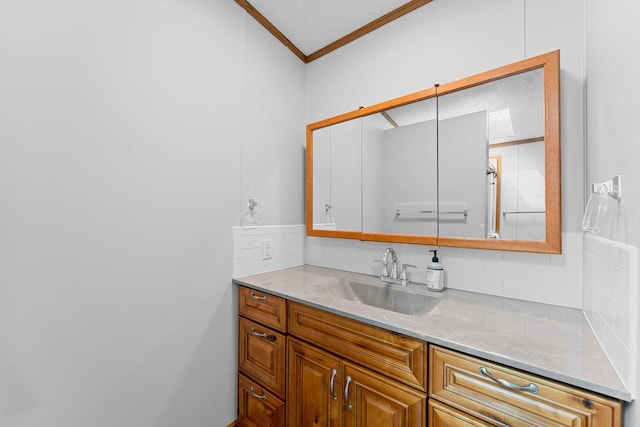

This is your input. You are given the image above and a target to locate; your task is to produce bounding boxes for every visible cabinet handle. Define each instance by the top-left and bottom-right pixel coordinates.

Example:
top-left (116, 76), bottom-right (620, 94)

top-left (344, 376), bottom-right (353, 410)
top-left (250, 327), bottom-right (276, 341)
top-left (329, 369), bottom-right (338, 401)
top-left (479, 367), bottom-right (539, 394)
top-left (250, 292), bottom-right (267, 301)
top-left (249, 386), bottom-right (267, 400)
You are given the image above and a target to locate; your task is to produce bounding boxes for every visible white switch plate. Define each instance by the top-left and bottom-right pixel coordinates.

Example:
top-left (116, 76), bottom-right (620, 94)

top-left (262, 239), bottom-right (272, 260)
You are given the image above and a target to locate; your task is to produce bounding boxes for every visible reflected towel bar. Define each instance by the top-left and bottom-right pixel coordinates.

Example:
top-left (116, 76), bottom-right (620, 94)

top-left (395, 209), bottom-right (468, 217)
top-left (502, 210), bottom-right (546, 215)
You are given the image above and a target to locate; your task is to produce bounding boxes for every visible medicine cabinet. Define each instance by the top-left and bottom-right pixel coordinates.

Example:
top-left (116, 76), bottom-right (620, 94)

top-left (306, 50), bottom-right (560, 253)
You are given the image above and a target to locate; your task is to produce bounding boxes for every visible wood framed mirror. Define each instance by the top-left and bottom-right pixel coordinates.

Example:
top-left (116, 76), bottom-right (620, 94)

top-left (306, 50), bottom-right (560, 253)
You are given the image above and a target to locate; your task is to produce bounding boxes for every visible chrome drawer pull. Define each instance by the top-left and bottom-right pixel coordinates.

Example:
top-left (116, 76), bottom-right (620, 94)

top-left (344, 376), bottom-right (353, 409)
top-left (480, 367), bottom-right (539, 394)
top-left (329, 369), bottom-right (338, 401)
top-left (250, 327), bottom-right (276, 341)
top-left (249, 386), bottom-right (267, 400)
top-left (250, 292), bottom-right (267, 301)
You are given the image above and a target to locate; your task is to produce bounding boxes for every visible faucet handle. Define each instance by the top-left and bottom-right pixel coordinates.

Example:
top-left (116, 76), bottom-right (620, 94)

top-left (400, 264), bottom-right (418, 285)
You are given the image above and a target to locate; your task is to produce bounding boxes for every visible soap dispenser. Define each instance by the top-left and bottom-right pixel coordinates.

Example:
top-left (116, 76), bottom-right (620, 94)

top-left (426, 250), bottom-right (444, 292)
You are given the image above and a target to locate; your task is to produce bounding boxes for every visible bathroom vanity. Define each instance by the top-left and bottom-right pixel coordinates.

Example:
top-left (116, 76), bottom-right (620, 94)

top-left (234, 265), bottom-right (630, 427)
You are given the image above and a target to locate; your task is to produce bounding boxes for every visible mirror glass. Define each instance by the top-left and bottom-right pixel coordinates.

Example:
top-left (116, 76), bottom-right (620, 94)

top-left (312, 119), bottom-right (362, 232)
top-left (362, 98), bottom-right (438, 236)
top-left (437, 68), bottom-right (545, 240)
top-left (306, 50), bottom-right (560, 253)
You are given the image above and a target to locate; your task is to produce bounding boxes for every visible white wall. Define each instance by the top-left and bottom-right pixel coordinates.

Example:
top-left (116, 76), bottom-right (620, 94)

top-left (585, 1), bottom-right (640, 424)
top-left (306, 0), bottom-right (585, 307)
top-left (0, 1), bottom-right (305, 426)
top-left (241, 19), bottom-right (306, 225)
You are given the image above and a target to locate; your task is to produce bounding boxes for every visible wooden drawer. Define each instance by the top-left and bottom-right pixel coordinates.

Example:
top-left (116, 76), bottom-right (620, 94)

top-left (428, 400), bottom-right (491, 427)
top-left (239, 286), bottom-right (287, 332)
top-left (238, 317), bottom-right (287, 398)
top-left (288, 301), bottom-right (427, 391)
top-left (238, 373), bottom-right (285, 427)
top-left (429, 345), bottom-right (623, 427)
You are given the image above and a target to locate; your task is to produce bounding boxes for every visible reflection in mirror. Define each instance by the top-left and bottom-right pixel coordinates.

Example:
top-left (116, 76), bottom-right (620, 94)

top-left (437, 68), bottom-right (545, 240)
top-left (487, 155), bottom-right (501, 239)
top-left (312, 119), bottom-right (362, 232)
top-left (491, 140), bottom-right (545, 240)
top-left (362, 98), bottom-right (437, 236)
top-left (437, 110), bottom-right (488, 238)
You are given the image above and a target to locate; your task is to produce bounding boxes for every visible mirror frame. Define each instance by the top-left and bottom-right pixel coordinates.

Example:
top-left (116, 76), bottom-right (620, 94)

top-left (306, 50), bottom-right (561, 253)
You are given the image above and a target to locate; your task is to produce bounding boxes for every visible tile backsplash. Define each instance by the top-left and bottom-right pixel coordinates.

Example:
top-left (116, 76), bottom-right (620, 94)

top-left (305, 231), bottom-right (584, 308)
top-left (232, 225), bottom-right (305, 277)
top-left (583, 234), bottom-right (638, 393)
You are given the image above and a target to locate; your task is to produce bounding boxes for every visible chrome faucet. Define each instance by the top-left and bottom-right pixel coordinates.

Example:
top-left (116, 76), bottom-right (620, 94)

top-left (376, 248), bottom-right (418, 286)
top-left (379, 248), bottom-right (398, 280)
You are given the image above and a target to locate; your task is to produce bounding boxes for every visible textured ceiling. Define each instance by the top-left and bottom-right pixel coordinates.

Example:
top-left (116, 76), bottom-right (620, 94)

top-left (247, 0), bottom-right (415, 56)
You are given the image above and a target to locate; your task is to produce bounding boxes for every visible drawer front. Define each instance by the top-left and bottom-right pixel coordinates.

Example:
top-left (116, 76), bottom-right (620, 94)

top-left (429, 345), bottom-right (622, 427)
top-left (239, 286), bottom-right (287, 332)
top-left (288, 301), bottom-right (426, 391)
top-left (238, 373), bottom-right (285, 427)
top-left (238, 317), bottom-right (287, 398)
top-left (428, 400), bottom-right (491, 427)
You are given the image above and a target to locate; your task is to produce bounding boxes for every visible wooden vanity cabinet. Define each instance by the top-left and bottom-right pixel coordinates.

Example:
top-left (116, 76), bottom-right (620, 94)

top-left (237, 287), bottom-right (287, 427)
top-left (236, 285), bottom-right (623, 427)
top-left (287, 303), bottom-right (427, 427)
top-left (428, 345), bottom-right (623, 427)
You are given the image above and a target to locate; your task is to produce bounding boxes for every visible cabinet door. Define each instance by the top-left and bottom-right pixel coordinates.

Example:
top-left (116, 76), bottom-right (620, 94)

top-left (343, 361), bottom-right (426, 427)
top-left (287, 337), bottom-right (342, 427)
top-left (238, 373), bottom-right (285, 427)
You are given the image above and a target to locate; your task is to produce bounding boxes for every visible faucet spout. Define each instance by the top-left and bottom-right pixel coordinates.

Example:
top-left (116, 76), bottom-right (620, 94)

top-left (380, 248), bottom-right (398, 279)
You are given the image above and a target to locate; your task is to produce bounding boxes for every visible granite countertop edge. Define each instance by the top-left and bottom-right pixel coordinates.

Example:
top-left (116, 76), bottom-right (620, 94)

top-left (233, 265), bottom-right (633, 402)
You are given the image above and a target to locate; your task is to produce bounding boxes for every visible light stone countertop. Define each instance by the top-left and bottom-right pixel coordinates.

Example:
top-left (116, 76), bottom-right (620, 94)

top-left (233, 265), bottom-right (633, 402)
